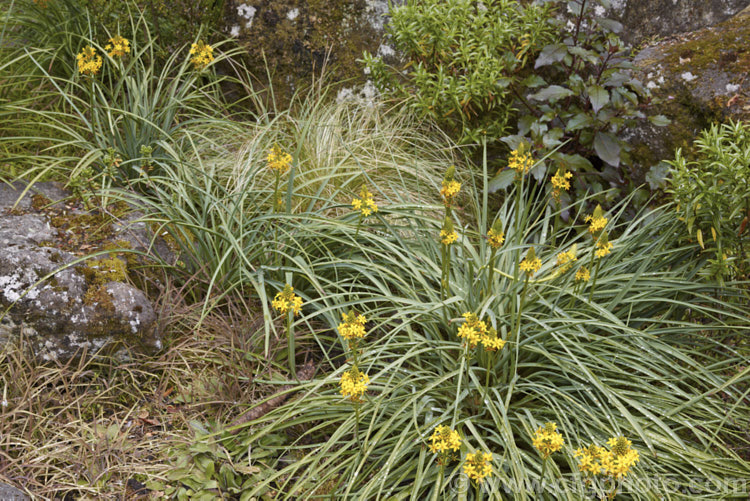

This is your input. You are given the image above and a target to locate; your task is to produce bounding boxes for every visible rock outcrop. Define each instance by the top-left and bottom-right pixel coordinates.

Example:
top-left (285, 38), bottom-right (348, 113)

top-left (225, 0), bottom-right (400, 104)
top-left (0, 181), bottom-right (164, 362)
top-left (608, 0), bottom-right (750, 45)
top-left (625, 6), bottom-right (750, 187)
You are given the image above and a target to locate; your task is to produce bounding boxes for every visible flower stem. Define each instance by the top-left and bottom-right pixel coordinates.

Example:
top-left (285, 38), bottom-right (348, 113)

top-left (286, 311), bottom-right (295, 379)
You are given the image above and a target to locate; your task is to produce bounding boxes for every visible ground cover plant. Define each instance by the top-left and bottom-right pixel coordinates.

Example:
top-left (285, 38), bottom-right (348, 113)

top-left (1, 0), bottom-right (749, 499)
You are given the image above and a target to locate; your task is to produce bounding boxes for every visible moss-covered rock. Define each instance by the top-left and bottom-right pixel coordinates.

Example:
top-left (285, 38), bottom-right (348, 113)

top-left (226, 0), bottom-right (398, 105)
top-left (0, 181), bottom-right (162, 363)
top-left (626, 7), bottom-right (750, 188)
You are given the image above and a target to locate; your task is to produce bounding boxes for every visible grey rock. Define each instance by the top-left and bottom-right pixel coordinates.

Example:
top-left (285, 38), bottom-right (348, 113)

top-left (0, 482), bottom-right (30, 501)
top-left (0, 180), bottom-right (69, 212)
top-left (0, 182), bottom-right (164, 362)
top-left (608, 0), bottom-right (749, 45)
top-left (625, 7), bottom-right (750, 183)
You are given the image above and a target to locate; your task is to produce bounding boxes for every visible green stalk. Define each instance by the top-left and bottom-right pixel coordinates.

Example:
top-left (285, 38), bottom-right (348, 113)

top-left (588, 257), bottom-right (602, 303)
top-left (483, 350), bottom-right (493, 402)
top-left (486, 248), bottom-right (497, 296)
top-left (508, 276), bottom-right (528, 381)
top-left (286, 310), bottom-right (295, 379)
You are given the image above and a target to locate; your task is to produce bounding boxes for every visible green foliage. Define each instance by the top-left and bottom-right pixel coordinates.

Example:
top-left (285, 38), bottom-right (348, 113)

top-left (0, 7), bottom-right (237, 189)
top-left (364, 0), bottom-right (557, 146)
top-left (150, 126), bottom-right (750, 498)
top-left (668, 120), bottom-right (750, 282)
top-left (158, 421), bottom-right (274, 500)
top-left (498, 0), bottom-right (668, 204)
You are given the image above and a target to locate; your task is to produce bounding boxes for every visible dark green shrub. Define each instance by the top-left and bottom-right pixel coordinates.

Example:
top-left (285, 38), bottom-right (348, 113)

top-left (367, 0), bottom-right (668, 206)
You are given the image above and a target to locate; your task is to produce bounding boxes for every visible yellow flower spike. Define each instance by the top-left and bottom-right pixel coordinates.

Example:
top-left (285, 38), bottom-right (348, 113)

top-left (555, 245), bottom-right (578, 272)
top-left (76, 46), bottom-right (103, 76)
top-left (508, 144), bottom-right (535, 177)
top-left (337, 310), bottom-right (367, 340)
top-left (457, 312), bottom-right (487, 348)
top-left (189, 40), bottom-right (214, 70)
top-left (271, 284), bottom-right (303, 316)
top-left (519, 247), bottom-right (542, 276)
top-left (574, 444), bottom-right (605, 476)
top-left (487, 220), bottom-right (505, 249)
top-left (105, 35), bottom-right (130, 58)
top-left (532, 422), bottom-right (565, 459)
top-left (575, 266), bottom-right (590, 282)
top-left (585, 204), bottom-right (608, 235)
top-left (440, 217), bottom-right (457, 245)
top-left (428, 425), bottom-right (462, 457)
top-left (440, 166), bottom-right (461, 207)
top-left (602, 436), bottom-right (640, 479)
top-left (463, 451), bottom-right (493, 484)
top-left (339, 366), bottom-right (369, 403)
top-left (480, 326), bottom-right (505, 352)
top-left (595, 231), bottom-right (612, 258)
top-left (352, 185), bottom-right (378, 217)
top-left (267, 144), bottom-right (293, 174)
top-left (551, 168), bottom-right (573, 191)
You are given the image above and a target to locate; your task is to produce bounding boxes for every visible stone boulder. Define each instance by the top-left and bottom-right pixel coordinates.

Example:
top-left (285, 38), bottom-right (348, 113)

top-left (0, 482), bottom-right (29, 501)
top-left (225, 0), bottom-right (400, 105)
top-left (607, 0), bottom-right (750, 45)
top-left (625, 6), bottom-right (750, 188)
top-left (0, 181), bottom-right (165, 362)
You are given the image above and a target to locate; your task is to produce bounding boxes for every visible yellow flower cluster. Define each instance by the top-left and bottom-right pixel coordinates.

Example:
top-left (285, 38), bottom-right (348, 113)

top-left (575, 267), bottom-right (590, 282)
top-left (428, 425), bottom-right (461, 456)
top-left (574, 436), bottom-right (640, 479)
top-left (272, 284), bottom-right (303, 316)
top-left (267, 145), bottom-right (293, 174)
top-left (574, 444), bottom-right (605, 476)
top-left (586, 215), bottom-right (608, 234)
top-left (532, 422), bottom-right (565, 459)
top-left (352, 185), bottom-right (378, 217)
top-left (551, 169), bottom-right (573, 191)
top-left (595, 240), bottom-right (613, 258)
top-left (337, 311), bottom-right (367, 340)
top-left (76, 46), bottom-right (103, 76)
top-left (556, 247), bottom-right (577, 272)
top-left (463, 451), bottom-right (493, 484)
top-left (340, 367), bottom-right (369, 402)
top-left (457, 312), bottom-right (486, 348)
top-left (487, 227), bottom-right (505, 249)
top-left (508, 148), bottom-right (534, 176)
top-left (440, 165), bottom-right (460, 208)
top-left (189, 40), bottom-right (214, 70)
top-left (457, 312), bottom-right (505, 351)
top-left (602, 436), bottom-right (640, 479)
top-left (519, 255), bottom-right (542, 275)
top-left (105, 35), bottom-right (130, 58)
top-left (440, 229), bottom-right (458, 245)
top-left (481, 327), bottom-right (506, 351)
top-left (440, 180), bottom-right (461, 207)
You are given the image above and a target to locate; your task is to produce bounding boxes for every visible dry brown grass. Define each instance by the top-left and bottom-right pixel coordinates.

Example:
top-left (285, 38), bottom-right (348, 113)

top-left (0, 280), bottom-right (277, 500)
